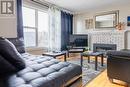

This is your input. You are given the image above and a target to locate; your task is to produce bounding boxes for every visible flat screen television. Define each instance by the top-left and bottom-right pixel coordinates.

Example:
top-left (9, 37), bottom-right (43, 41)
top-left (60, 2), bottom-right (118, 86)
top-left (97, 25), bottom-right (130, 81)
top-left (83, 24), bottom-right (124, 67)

top-left (69, 34), bottom-right (88, 47)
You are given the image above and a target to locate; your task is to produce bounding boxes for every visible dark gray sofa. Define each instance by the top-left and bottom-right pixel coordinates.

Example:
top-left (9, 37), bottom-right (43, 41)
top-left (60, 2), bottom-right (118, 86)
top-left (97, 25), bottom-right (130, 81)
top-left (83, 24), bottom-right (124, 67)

top-left (107, 50), bottom-right (130, 85)
top-left (0, 38), bottom-right (82, 87)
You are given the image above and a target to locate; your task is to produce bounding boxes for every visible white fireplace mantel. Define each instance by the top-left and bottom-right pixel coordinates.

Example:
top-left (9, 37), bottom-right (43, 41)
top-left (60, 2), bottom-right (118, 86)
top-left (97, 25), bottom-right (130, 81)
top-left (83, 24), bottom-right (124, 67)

top-left (88, 30), bottom-right (128, 51)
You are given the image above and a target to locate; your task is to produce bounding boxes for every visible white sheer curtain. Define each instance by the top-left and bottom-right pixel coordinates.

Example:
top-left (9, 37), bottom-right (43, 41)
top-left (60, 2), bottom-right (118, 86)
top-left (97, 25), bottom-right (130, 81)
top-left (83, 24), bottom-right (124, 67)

top-left (48, 6), bottom-right (61, 52)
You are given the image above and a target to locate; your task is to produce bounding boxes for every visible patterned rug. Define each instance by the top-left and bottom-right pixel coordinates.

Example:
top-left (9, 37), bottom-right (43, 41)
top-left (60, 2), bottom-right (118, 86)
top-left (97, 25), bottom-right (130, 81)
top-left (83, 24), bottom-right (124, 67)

top-left (68, 58), bottom-right (107, 86)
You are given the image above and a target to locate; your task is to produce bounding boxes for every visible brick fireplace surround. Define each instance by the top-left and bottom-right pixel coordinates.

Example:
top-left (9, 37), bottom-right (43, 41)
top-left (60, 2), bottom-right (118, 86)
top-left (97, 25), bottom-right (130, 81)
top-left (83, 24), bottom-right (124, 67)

top-left (89, 31), bottom-right (126, 51)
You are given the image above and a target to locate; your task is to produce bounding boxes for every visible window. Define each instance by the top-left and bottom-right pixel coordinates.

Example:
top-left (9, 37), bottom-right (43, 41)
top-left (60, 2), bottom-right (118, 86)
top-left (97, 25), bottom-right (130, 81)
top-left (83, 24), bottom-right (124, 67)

top-left (38, 11), bottom-right (49, 47)
top-left (22, 7), bottom-right (36, 47)
top-left (22, 6), bottom-right (49, 48)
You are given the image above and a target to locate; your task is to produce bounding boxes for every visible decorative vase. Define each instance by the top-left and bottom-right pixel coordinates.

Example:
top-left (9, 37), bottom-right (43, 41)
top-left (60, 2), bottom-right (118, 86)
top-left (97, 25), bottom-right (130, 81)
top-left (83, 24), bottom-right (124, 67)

top-left (115, 22), bottom-right (125, 30)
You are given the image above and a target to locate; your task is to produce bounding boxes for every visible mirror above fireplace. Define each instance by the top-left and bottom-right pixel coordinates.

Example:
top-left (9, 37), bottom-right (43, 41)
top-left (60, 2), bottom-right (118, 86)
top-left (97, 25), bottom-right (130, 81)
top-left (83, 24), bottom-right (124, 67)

top-left (95, 10), bottom-right (119, 29)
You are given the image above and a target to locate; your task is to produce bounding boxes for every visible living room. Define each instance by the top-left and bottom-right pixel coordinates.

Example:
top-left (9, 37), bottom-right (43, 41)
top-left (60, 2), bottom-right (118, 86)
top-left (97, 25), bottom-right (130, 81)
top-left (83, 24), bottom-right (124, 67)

top-left (0, 0), bottom-right (130, 87)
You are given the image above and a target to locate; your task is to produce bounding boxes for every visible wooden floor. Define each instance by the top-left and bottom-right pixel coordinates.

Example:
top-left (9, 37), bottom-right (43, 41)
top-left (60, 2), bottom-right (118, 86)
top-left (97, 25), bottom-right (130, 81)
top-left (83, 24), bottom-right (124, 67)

top-left (85, 70), bottom-right (127, 87)
top-left (58, 54), bottom-right (127, 87)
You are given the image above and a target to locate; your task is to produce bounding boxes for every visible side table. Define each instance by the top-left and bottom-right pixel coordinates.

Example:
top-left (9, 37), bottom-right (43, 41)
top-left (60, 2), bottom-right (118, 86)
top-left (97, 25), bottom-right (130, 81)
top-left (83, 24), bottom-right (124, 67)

top-left (42, 51), bottom-right (67, 61)
top-left (81, 52), bottom-right (104, 70)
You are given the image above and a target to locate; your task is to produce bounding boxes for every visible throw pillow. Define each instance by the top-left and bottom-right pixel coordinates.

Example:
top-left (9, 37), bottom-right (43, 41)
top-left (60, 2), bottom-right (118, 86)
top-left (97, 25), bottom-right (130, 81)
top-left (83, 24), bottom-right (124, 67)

top-left (0, 55), bottom-right (16, 77)
top-left (0, 37), bottom-right (25, 71)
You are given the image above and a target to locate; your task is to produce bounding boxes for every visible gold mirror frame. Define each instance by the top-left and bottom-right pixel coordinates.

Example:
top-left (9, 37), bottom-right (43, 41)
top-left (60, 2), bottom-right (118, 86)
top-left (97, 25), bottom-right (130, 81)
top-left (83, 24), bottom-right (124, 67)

top-left (95, 10), bottom-right (119, 29)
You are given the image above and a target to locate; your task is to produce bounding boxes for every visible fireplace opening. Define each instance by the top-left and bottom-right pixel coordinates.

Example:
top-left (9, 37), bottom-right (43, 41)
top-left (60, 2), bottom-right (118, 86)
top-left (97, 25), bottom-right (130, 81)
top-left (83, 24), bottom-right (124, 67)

top-left (93, 43), bottom-right (117, 54)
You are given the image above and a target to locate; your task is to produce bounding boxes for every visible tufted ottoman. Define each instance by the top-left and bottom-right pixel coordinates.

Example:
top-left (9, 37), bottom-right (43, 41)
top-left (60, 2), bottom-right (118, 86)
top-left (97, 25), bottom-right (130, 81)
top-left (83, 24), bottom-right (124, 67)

top-left (6, 53), bottom-right (82, 87)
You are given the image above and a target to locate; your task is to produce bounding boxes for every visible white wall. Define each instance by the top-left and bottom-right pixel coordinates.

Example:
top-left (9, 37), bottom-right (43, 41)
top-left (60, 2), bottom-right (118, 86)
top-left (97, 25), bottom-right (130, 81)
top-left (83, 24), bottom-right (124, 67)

top-left (0, 0), bottom-right (46, 54)
top-left (73, 4), bottom-right (130, 34)
top-left (0, 0), bottom-right (17, 38)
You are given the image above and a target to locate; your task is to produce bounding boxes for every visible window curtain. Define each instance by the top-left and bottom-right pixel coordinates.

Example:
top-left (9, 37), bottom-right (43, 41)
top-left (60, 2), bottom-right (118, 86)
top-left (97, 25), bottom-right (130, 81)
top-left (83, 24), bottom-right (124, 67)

top-left (17, 0), bottom-right (24, 38)
top-left (61, 11), bottom-right (73, 50)
top-left (48, 6), bottom-right (61, 52)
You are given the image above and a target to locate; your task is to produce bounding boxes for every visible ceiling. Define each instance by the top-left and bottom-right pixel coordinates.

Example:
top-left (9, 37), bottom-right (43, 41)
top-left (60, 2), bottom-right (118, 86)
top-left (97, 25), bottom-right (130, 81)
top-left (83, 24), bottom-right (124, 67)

top-left (43, 0), bottom-right (130, 13)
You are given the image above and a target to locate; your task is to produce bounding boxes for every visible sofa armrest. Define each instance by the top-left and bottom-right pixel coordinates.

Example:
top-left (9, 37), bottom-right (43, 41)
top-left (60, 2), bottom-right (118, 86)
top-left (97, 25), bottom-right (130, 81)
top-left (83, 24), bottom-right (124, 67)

top-left (107, 50), bottom-right (130, 58)
top-left (107, 55), bottom-right (130, 82)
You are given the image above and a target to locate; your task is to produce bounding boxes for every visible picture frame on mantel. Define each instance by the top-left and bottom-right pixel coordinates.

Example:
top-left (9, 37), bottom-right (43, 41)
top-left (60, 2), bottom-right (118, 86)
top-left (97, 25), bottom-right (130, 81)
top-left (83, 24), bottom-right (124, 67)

top-left (127, 16), bottom-right (130, 26)
top-left (85, 19), bottom-right (94, 29)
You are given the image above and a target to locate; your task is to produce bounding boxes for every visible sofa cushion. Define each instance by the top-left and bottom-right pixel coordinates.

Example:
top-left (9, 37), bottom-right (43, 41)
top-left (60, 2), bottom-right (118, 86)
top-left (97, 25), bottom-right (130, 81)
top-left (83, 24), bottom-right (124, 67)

top-left (0, 55), bottom-right (16, 77)
top-left (0, 37), bottom-right (25, 71)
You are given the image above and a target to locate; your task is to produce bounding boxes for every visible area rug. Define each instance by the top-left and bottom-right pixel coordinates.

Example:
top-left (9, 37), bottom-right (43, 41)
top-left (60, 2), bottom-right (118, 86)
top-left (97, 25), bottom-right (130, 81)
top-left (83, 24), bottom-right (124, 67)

top-left (68, 59), bottom-right (107, 86)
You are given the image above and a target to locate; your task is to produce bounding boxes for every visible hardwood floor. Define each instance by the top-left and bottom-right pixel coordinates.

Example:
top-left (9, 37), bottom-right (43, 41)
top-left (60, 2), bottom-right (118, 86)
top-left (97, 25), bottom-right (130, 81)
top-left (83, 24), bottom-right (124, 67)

top-left (58, 54), bottom-right (127, 87)
top-left (85, 70), bottom-right (127, 87)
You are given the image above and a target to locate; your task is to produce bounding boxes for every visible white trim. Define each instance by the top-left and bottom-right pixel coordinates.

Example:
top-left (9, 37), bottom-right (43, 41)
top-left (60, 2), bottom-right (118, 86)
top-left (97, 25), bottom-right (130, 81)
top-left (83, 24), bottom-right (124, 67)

top-left (25, 47), bottom-right (48, 52)
top-left (26, 47), bottom-right (43, 51)
top-left (23, 26), bottom-right (37, 29)
top-left (23, 0), bottom-right (48, 11)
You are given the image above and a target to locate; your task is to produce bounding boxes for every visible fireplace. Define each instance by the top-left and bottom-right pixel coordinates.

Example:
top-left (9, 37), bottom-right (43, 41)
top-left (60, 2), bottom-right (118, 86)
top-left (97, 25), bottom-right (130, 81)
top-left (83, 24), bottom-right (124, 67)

top-left (93, 43), bottom-right (117, 53)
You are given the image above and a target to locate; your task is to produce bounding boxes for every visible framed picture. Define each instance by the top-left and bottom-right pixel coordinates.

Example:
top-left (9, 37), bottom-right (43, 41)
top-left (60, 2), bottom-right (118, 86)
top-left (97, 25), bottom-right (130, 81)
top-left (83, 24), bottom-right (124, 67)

top-left (127, 16), bottom-right (130, 26)
top-left (85, 19), bottom-right (93, 29)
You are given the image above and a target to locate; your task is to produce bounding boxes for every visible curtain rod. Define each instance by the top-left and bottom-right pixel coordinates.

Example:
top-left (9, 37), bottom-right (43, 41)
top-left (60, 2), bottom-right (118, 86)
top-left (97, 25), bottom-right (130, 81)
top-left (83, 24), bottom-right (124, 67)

top-left (31, 0), bottom-right (49, 8)
top-left (31, 0), bottom-right (73, 14)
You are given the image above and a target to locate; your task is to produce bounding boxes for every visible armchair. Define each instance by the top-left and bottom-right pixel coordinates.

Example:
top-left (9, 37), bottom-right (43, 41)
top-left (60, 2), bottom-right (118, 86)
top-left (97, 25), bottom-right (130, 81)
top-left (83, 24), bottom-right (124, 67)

top-left (107, 50), bottom-right (130, 85)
